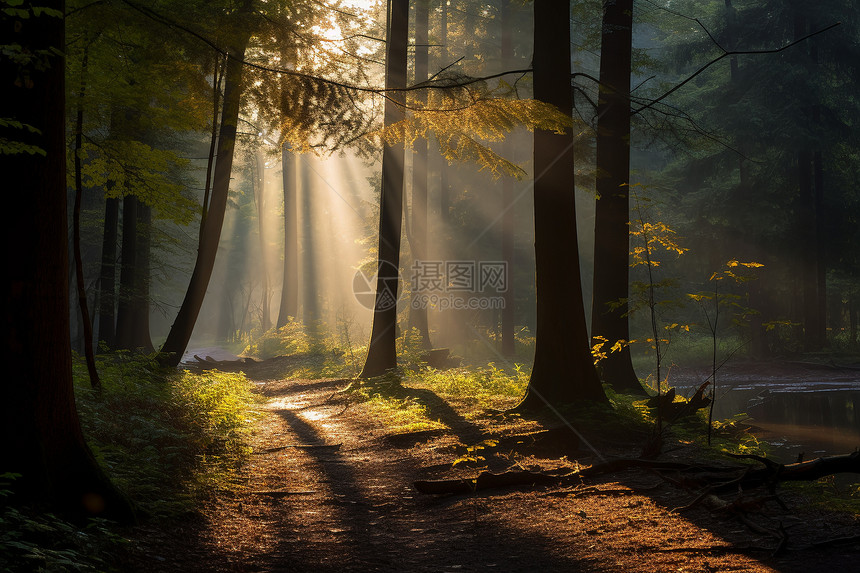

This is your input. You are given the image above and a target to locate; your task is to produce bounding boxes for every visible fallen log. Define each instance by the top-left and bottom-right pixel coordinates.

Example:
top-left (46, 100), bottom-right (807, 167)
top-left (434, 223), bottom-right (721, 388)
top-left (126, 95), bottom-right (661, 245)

top-left (720, 451), bottom-right (860, 492)
top-left (414, 452), bottom-right (860, 496)
top-left (414, 459), bottom-right (723, 495)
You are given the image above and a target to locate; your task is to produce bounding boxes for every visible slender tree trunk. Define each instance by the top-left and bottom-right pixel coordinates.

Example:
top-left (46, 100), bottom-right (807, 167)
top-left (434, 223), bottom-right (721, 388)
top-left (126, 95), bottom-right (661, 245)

top-left (131, 202), bottom-right (154, 351)
top-left (520, 0), bottom-right (607, 408)
top-left (160, 27), bottom-right (252, 367)
top-left (590, 0), bottom-right (644, 394)
top-left (409, 0), bottom-right (431, 349)
top-left (798, 148), bottom-right (819, 351)
top-left (435, 0), bottom-right (452, 344)
top-left (811, 27), bottom-right (827, 348)
top-left (500, 0), bottom-right (516, 357)
top-left (300, 155), bottom-right (320, 324)
top-left (254, 151), bottom-right (270, 332)
top-left (200, 54), bottom-right (224, 243)
top-left (794, 12), bottom-right (821, 351)
top-left (115, 194), bottom-right (138, 349)
top-left (73, 45), bottom-right (100, 390)
top-left (277, 145), bottom-right (298, 327)
top-left (114, 195), bottom-right (154, 352)
top-left (0, 1), bottom-right (134, 521)
top-left (97, 197), bottom-right (119, 349)
top-left (360, 0), bottom-right (409, 378)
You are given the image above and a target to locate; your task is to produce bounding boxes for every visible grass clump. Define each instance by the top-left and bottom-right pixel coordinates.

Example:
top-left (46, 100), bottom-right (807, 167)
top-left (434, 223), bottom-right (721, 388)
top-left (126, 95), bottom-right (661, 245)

top-left (346, 373), bottom-right (445, 434)
top-left (406, 363), bottom-right (529, 413)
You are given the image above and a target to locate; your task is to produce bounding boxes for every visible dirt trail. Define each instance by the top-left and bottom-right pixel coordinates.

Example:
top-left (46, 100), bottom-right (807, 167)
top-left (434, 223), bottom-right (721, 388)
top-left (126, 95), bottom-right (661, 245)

top-left (129, 374), bottom-right (860, 572)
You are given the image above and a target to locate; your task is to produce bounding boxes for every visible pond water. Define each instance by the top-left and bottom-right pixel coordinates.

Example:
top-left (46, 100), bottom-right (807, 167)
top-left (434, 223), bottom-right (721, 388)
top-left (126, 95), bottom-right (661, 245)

top-left (670, 364), bottom-right (860, 464)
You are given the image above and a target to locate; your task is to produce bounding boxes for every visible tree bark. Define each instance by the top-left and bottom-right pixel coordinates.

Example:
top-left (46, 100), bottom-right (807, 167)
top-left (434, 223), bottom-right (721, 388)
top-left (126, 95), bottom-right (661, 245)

top-left (277, 145), bottom-right (299, 327)
top-left (500, 0), bottom-right (516, 357)
top-left (590, 0), bottom-right (644, 394)
top-left (254, 150), bottom-right (270, 332)
top-left (97, 197), bottom-right (119, 349)
top-left (115, 194), bottom-right (138, 349)
top-left (519, 0), bottom-right (607, 408)
top-left (0, 1), bottom-right (134, 521)
top-left (73, 44), bottom-right (100, 390)
top-left (161, 26), bottom-right (252, 367)
top-left (359, 0), bottom-right (409, 378)
top-left (409, 0), bottom-right (432, 349)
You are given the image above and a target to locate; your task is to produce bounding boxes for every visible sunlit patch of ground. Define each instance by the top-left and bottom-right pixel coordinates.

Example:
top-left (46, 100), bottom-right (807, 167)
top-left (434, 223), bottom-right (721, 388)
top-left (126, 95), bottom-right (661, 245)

top-left (126, 367), bottom-right (860, 572)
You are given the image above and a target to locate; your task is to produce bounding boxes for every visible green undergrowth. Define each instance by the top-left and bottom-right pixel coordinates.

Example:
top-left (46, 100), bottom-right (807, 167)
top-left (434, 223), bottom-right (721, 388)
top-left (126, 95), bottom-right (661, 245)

top-left (0, 352), bottom-right (261, 572)
top-left (783, 477), bottom-right (860, 514)
top-left (343, 373), bottom-right (445, 434)
top-left (241, 319), bottom-right (364, 379)
top-left (606, 387), bottom-right (769, 457)
top-left (404, 362), bottom-right (529, 414)
top-left (341, 353), bottom-right (531, 435)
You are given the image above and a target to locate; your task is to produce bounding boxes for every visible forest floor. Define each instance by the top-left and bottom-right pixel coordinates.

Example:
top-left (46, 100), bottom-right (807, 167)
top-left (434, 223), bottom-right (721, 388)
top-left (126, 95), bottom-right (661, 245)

top-left (122, 357), bottom-right (860, 572)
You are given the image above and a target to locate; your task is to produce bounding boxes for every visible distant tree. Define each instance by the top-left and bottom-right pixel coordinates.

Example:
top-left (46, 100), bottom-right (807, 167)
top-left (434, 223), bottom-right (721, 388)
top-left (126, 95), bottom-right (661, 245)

top-left (499, 0), bottom-right (516, 357)
top-left (160, 5), bottom-right (254, 366)
top-left (590, 0), bottom-right (645, 394)
top-left (277, 145), bottom-right (299, 326)
top-left (0, 0), bottom-right (133, 520)
top-left (115, 194), bottom-right (155, 352)
top-left (360, 0), bottom-right (409, 378)
top-left (519, 0), bottom-right (607, 408)
top-left (408, 0), bottom-right (432, 350)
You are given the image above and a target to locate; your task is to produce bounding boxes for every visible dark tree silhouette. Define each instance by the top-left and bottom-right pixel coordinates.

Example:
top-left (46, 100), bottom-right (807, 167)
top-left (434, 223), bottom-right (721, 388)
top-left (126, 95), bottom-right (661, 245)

top-left (519, 0), bottom-right (607, 408)
top-left (0, 1), bottom-right (133, 521)
top-left (359, 0), bottom-right (409, 378)
top-left (160, 14), bottom-right (253, 367)
top-left (590, 0), bottom-right (645, 394)
top-left (408, 0), bottom-right (431, 349)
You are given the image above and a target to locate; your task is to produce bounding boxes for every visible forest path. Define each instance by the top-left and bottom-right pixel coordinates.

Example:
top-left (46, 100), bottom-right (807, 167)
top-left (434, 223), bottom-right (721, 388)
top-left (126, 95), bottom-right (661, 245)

top-left (130, 373), bottom-right (860, 572)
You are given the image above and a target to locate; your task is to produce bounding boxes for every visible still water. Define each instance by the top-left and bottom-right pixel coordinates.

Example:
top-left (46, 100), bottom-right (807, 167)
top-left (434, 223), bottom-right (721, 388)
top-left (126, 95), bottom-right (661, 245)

top-left (672, 364), bottom-right (860, 463)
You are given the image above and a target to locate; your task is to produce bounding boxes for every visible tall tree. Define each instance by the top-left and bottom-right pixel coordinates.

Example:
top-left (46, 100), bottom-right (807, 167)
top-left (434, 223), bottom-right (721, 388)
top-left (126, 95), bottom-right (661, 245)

top-left (115, 194), bottom-right (155, 351)
top-left (360, 0), bottom-right (409, 378)
top-left (409, 0), bottom-right (432, 349)
top-left (72, 42), bottom-right (100, 389)
top-left (590, 0), bottom-right (645, 394)
top-left (0, 0), bottom-right (133, 520)
top-left (253, 149), bottom-right (271, 332)
top-left (499, 0), bottom-right (516, 356)
top-left (97, 197), bottom-right (119, 348)
top-left (519, 0), bottom-right (607, 408)
top-left (277, 145), bottom-right (299, 326)
top-left (160, 9), bottom-right (254, 367)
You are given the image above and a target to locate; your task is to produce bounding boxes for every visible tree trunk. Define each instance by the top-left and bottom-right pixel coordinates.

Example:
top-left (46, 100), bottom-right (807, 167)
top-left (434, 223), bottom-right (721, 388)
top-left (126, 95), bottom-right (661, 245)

top-left (200, 54), bottom-right (223, 243)
top-left (359, 0), bottom-right (409, 378)
top-left (500, 0), bottom-right (516, 357)
top-left (409, 0), bottom-right (432, 349)
top-left (277, 145), bottom-right (298, 327)
top-left (115, 194), bottom-right (138, 349)
top-left (160, 27), bottom-right (252, 367)
top-left (97, 197), bottom-right (119, 350)
top-left (254, 151), bottom-right (270, 332)
top-left (590, 0), bottom-right (644, 394)
top-left (0, 1), bottom-right (134, 521)
top-left (73, 44), bottom-right (100, 389)
top-left (132, 202), bottom-right (154, 351)
top-left (520, 0), bottom-right (607, 408)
